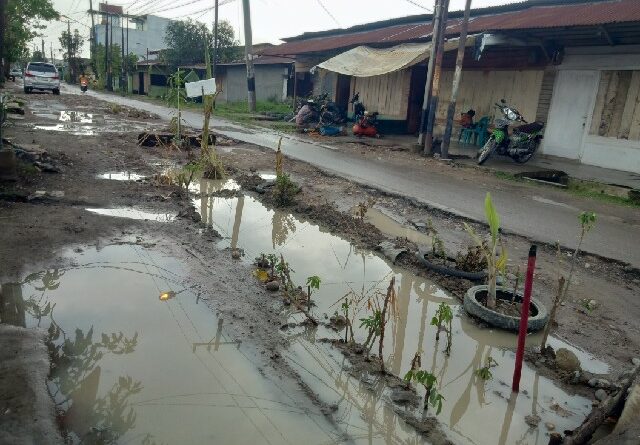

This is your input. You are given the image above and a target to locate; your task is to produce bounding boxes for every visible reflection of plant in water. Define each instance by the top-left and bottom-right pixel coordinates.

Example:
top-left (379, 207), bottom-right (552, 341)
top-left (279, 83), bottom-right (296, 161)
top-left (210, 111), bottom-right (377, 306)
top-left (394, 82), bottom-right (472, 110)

top-left (474, 356), bottom-right (498, 381)
top-left (271, 212), bottom-right (296, 247)
top-left (23, 269), bottom-right (65, 291)
top-left (431, 302), bottom-right (453, 355)
top-left (47, 323), bottom-right (141, 442)
top-left (24, 294), bottom-right (56, 327)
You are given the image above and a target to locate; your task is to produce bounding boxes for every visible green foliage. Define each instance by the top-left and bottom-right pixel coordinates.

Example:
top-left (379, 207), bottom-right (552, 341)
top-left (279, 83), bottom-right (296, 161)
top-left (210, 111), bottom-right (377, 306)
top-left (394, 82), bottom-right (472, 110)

top-left (431, 302), bottom-right (454, 355)
top-left (464, 193), bottom-right (507, 309)
top-left (359, 310), bottom-right (383, 335)
top-left (166, 70), bottom-right (188, 106)
top-left (474, 356), bottom-right (498, 380)
top-left (580, 211), bottom-right (597, 232)
top-left (94, 44), bottom-right (137, 85)
top-left (426, 218), bottom-right (446, 258)
top-left (162, 18), bottom-right (240, 69)
top-left (273, 173), bottom-right (299, 206)
top-left (58, 29), bottom-right (84, 61)
top-left (175, 161), bottom-right (202, 190)
top-left (306, 275), bottom-right (321, 290)
top-left (404, 369), bottom-right (445, 414)
top-left (3, 0), bottom-right (58, 71)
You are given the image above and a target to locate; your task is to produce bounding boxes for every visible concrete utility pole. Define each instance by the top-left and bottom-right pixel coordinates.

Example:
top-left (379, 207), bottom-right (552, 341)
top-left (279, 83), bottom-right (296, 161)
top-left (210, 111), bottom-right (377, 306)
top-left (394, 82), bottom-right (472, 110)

top-left (89, 0), bottom-right (95, 75)
top-left (212, 0), bottom-right (219, 79)
top-left (424, 0), bottom-right (450, 155)
top-left (41, 39), bottom-right (45, 62)
top-left (106, 16), bottom-right (112, 91)
top-left (121, 15), bottom-right (125, 94)
top-left (50, 43), bottom-right (53, 64)
top-left (67, 19), bottom-right (72, 80)
top-left (0, 0), bottom-right (6, 86)
top-left (441, 0), bottom-right (472, 159)
top-left (242, 0), bottom-right (256, 112)
top-left (418, 0), bottom-right (443, 147)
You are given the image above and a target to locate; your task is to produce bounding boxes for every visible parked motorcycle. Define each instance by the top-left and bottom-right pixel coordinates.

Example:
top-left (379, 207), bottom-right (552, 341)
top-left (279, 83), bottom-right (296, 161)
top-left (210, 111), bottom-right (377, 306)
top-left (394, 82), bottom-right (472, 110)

top-left (350, 92), bottom-right (380, 137)
top-left (477, 99), bottom-right (544, 165)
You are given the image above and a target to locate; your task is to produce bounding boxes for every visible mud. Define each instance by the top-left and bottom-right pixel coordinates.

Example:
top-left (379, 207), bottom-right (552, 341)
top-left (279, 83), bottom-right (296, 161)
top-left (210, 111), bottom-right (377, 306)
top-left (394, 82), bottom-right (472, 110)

top-left (0, 84), bottom-right (632, 445)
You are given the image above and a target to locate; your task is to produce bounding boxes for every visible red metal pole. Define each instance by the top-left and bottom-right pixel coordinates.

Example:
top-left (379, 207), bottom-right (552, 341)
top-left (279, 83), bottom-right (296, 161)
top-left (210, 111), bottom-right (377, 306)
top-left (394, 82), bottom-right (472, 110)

top-left (512, 244), bottom-right (537, 392)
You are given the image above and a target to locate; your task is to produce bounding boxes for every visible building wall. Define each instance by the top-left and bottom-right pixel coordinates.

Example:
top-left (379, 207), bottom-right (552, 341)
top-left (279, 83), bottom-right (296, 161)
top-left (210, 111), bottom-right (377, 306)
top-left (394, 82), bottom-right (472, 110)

top-left (220, 65), bottom-right (289, 103)
top-left (542, 47), bottom-right (640, 173)
top-left (350, 69), bottom-right (412, 120)
top-left (433, 69), bottom-right (545, 134)
top-left (94, 15), bottom-right (172, 59)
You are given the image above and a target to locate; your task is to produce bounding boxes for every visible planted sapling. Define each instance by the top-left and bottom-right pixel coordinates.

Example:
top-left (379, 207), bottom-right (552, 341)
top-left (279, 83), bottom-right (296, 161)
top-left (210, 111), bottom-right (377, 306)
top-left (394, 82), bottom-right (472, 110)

top-left (306, 275), bottom-right (321, 310)
top-left (431, 302), bottom-right (454, 355)
top-left (404, 353), bottom-right (445, 414)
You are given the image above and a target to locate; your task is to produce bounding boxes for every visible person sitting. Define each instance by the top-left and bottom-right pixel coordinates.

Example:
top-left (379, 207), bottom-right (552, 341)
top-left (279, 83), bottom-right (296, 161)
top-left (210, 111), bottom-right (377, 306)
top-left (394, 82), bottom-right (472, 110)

top-left (458, 109), bottom-right (476, 128)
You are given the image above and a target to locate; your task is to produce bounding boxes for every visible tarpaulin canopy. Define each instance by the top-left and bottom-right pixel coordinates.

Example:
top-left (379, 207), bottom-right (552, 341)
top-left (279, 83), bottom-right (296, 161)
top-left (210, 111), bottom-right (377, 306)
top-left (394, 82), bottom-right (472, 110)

top-left (314, 36), bottom-right (476, 77)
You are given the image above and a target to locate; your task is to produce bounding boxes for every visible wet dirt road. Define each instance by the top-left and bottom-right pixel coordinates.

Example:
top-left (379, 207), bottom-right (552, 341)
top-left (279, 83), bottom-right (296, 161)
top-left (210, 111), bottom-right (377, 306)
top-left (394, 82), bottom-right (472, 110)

top-left (66, 85), bottom-right (640, 268)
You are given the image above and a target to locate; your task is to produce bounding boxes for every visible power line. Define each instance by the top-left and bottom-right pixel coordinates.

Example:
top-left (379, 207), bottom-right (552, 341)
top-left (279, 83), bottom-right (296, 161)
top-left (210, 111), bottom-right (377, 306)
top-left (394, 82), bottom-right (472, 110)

top-left (403, 0), bottom-right (432, 12)
top-left (315, 0), bottom-right (340, 27)
top-left (147, 0), bottom-right (208, 15)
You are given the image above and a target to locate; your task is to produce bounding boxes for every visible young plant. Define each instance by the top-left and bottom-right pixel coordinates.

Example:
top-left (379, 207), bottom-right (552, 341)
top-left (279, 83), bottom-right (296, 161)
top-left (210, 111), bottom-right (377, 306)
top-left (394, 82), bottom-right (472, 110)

top-left (431, 302), bottom-right (454, 355)
top-left (427, 218), bottom-right (446, 259)
top-left (464, 193), bottom-right (507, 309)
top-left (404, 365), bottom-right (445, 414)
top-left (360, 310), bottom-right (383, 352)
top-left (341, 298), bottom-right (354, 343)
top-left (306, 275), bottom-right (321, 310)
top-left (275, 254), bottom-right (295, 294)
top-left (273, 173), bottom-right (299, 206)
top-left (377, 277), bottom-right (396, 371)
top-left (540, 212), bottom-right (597, 351)
top-left (474, 356), bottom-right (498, 380)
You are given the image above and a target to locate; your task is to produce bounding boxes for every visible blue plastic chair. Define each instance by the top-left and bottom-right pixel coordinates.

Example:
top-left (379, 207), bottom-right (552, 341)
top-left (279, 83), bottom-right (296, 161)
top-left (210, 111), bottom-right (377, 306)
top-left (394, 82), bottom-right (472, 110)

top-left (472, 116), bottom-right (490, 146)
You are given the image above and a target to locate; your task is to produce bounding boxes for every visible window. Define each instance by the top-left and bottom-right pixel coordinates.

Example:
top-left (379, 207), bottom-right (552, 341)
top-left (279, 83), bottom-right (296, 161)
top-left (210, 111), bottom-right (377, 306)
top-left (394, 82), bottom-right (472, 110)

top-left (150, 74), bottom-right (167, 86)
top-left (590, 70), bottom-right (640, 140)
top-left (28, 63), bottom-right (57, 73)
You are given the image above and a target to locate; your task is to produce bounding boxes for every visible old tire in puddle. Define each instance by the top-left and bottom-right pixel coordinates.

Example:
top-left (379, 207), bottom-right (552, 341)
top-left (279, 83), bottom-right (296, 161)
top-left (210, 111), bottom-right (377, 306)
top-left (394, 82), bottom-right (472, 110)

top-left (464, 285), bottom-right (548, 332)
top-left (416, 249), bottom-right (487, 282)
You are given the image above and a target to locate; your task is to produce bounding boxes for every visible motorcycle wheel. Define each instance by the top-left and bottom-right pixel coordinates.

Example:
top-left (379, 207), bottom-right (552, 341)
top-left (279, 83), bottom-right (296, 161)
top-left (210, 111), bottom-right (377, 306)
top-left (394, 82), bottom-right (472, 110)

top-left (477, 138), bottom-right (497, 165)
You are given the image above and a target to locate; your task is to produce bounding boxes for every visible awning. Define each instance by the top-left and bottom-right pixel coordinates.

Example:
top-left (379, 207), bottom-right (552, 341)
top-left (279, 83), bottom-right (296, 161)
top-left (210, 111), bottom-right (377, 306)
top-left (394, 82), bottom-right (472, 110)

top-left (314, 36), bottom-right (477, 77)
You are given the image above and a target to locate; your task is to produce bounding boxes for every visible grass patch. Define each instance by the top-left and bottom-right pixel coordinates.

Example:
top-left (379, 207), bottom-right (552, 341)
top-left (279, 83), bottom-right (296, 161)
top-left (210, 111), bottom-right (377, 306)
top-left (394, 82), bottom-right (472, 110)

top-left (567, 181), bottom-right (639, 208)
top-left (494, 171), bottom-right (521, 182)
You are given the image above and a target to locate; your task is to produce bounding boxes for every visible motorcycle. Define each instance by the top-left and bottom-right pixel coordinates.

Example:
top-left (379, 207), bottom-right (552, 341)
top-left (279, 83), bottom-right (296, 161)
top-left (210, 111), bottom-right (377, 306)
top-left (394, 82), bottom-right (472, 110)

top-left (477, 99), bottom-right (544, 165)
top-left (350, 92), bottom-right (380, 137)
top-left (80, 78), bottom-right (88, 93)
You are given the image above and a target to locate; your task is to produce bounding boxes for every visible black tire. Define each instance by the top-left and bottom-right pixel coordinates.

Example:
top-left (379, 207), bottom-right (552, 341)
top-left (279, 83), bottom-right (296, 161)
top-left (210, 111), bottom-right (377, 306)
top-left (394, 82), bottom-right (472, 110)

top-left (416, 250), bottom-right (487, 281)
top-left (52, 89), bottom-right (60, 95)
top-left (463, 285), bottom-right (548, 332)
top-left (477, 138), bottom-right (497, 165)
top-left (24, 87), bottom-right (31, 94)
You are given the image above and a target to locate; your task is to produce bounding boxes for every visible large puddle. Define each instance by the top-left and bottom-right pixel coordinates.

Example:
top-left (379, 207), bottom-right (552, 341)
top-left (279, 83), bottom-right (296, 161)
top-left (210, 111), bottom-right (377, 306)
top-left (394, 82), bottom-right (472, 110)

top-left (32, 107), bottom-right (152, 135)
top-left (1, 179), bottom-right (606, 444)
top-left (1, 243), bottom-right (341, 444)
top-left (193, 180), bottom-right (603, 445)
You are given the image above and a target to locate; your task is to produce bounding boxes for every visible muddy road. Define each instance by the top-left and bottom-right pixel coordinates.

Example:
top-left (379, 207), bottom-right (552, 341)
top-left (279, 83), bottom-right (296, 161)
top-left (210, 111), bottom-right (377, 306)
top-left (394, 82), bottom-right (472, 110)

top-left (64, 85), bottom-right (640, 268)
top-left (0, 86), bottom-right (638, 445)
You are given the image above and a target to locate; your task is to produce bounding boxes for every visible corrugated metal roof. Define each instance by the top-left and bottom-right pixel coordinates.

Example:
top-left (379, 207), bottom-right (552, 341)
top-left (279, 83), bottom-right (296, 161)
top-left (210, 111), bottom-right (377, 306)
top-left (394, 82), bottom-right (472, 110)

top-left (261, 0), bottom-right (640, 56)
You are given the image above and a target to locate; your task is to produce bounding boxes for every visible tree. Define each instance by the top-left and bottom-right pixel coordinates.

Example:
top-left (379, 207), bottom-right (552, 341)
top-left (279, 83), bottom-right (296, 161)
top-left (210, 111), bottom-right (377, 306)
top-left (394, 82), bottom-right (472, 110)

top-left (94, 44), bottom-right (137, 90)
top-left (162, 18), bottom-right (239, 69)
top-left (59, 28), bottom-right (84, 82)
top-left (2, 0), bottom-right (58, 81)
top-left (31, 49), bottom-right (45, 61)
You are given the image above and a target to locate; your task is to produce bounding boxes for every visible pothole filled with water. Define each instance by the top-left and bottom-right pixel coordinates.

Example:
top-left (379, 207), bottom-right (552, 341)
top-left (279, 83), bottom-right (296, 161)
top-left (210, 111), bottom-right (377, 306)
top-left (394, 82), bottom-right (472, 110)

top-left (2, 244), bottom-right (340, 444)
top-left (193, 189), bottom-right (603, 445)
top-left (86, 208), bottom-right (175, 222)
top-left (98, 172), bottom-right (146, 181)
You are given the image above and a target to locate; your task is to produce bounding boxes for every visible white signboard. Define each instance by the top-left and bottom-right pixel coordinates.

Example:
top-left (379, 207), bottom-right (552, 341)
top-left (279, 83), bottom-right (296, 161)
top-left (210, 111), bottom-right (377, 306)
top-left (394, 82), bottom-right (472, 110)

top-left (185, 78), bottom-right (216, 98)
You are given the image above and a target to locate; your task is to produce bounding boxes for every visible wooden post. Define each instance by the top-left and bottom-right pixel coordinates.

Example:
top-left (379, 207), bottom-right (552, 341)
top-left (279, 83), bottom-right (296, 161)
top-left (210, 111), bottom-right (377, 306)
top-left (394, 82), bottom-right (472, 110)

top-left (441, 0), bottom-right (472, 159)
top-left (417, 0), bottom-right (443, 146)
top-left (242, 0), bottom-right (256, 112)
top-left (212, 0), bottom-right (219, 79)
top-left (512, 245), bottom-right (537, 393)
top-left (292, 64), bottom-right (297, 109)
top-left (424, 0), bottom-right (450, 155)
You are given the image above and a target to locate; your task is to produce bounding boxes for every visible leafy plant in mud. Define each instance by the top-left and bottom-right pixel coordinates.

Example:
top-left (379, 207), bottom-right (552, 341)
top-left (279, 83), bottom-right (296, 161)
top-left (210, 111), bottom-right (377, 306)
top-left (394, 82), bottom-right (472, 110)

top-left (175, 161), bottom-right (202, 190)
top-left (464, 193), bottom-right (507, 309)
top-left (540, 211), bottom-right (597, 351)
top-left (306, 275), bottom-right (321, 310)
top-left (377, 277), bottom-right (396, 370)
top-left (454, 244), bottom-right (488, 272)
top-left (341, 297), bottom-right (355, 343)
top-left (360, 310), bottom-right (383, 352)
top-left (275, 254), bottom-right (295, 294)
top-left (404, 352), bottom-right (445, 414)
top-left (474, 356), bottom-right (498, 380)
top-left (431, 302), bottom-right (453, 355)
top-left (273, 173), bottom-right (299, 206)
top-left (426, 218), bottom-right (446, 259)
top-left (355, 198), bottom-right (375, 222)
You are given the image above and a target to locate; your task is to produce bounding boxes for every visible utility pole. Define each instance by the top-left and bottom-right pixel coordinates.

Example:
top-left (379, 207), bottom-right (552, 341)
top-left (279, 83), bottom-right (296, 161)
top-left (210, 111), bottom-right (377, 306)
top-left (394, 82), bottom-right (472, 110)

top-left (105, 16), bottom-right (111, 91)
top-left (67, 19), bottom-right (72, 81)
top-left (241, 0), bottom-right (256, 112)
top-left (121, 15), bottom-right (125, 94)
top-left (212, 0), bottom-right (219, 79)
top-left (424, 0), bottom-right (450, 155)
top-left (418, 0), bottom-right (443, 147)
top-left (50, 42), bottom-right (53, 64)
top-left (0, 0), bottom-right (6, 87)
top-left (41, 39), bottom-right (45, 62)
top-left (89, 0), bottom-right (95, 75)
top-left (441, 0), bottom-right (472, 159)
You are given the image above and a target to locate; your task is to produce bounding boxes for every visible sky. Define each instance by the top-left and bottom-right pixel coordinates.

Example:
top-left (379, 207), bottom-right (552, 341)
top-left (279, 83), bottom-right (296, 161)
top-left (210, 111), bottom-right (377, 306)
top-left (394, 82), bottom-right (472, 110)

top-left (37, 0), bottom-right (520, 60)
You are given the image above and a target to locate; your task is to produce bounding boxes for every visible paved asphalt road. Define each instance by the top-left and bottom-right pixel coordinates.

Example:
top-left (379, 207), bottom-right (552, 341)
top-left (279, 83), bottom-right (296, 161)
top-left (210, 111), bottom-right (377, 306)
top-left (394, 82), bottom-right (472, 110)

top-left (68, 85), bottom-right (640, 267)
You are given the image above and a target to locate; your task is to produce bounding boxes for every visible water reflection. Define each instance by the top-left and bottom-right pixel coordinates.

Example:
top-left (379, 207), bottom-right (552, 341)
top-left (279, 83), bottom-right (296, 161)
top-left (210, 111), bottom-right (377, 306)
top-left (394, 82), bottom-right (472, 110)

top-left (197, 192), bottom-right (597, 445)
